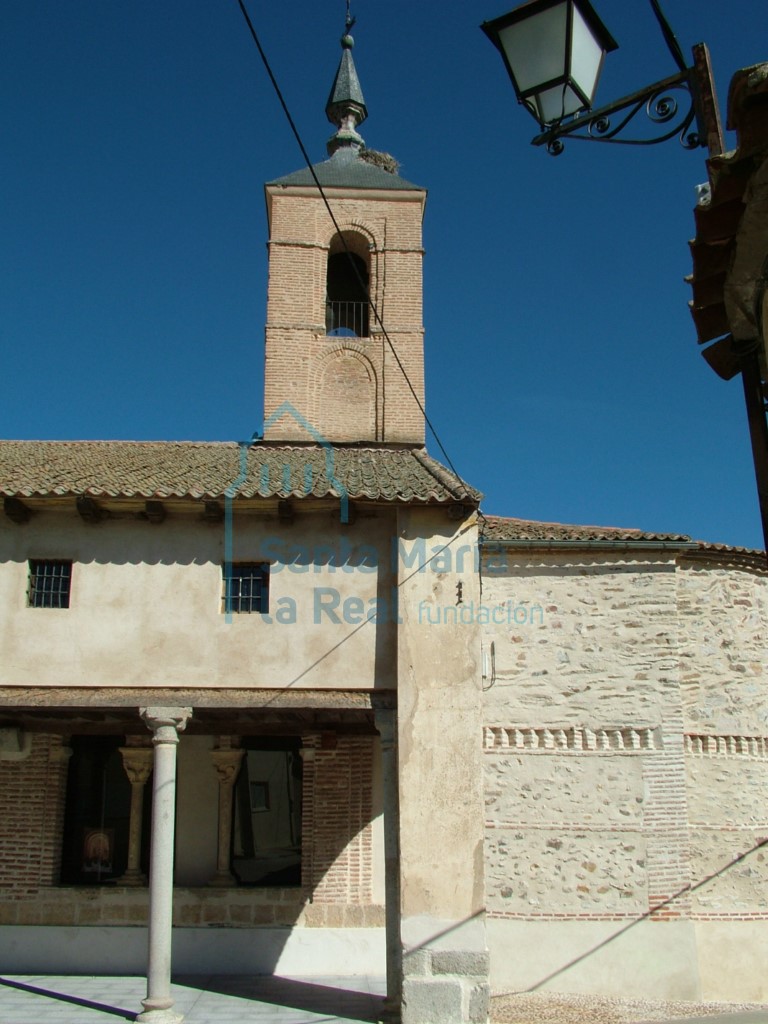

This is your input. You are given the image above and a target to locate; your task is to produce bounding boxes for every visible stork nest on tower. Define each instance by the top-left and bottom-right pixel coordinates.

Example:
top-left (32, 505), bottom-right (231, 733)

top-left (359, 148), bottom-right (401, 174)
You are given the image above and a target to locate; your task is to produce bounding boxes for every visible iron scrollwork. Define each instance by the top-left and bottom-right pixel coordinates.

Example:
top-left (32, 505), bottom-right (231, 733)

top-left (534, 68), bottom-right (703, 156)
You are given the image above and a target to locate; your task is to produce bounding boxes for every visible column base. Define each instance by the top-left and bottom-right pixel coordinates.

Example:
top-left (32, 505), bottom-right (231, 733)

top-left (115, 870), bottom-right (146, 886)
top-left (378, 996), bottom-right (402, 1023)
top-left (137, 998), bottom-right (183, 1023)
top-left (207, 872), bottom-right (236, 887)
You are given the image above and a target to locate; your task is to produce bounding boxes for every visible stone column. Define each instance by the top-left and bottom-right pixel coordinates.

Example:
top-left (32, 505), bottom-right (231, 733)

top-left (375, 708), bottom-right (402, 1023)
top-left (208, 745), bottom-right (245, 887)
top-left (117, 745), bottom-right (153, 886)
top-left (137, 706), bottom-right (191, 1024)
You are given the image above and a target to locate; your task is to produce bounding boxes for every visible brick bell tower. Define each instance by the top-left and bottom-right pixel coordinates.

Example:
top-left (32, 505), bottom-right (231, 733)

top-left (263, 18), bottom-right (427, 445)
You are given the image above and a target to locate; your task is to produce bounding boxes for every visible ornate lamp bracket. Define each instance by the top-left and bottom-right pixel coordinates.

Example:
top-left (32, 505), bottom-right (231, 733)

top-left (533, 67), bottom-right (699, 155)
top-left (532, 42), bottom-right (721, 157)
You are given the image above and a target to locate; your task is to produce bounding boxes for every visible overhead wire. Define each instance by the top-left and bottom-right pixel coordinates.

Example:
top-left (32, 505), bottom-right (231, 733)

top-left (235, 0), bottom-right (476, 504)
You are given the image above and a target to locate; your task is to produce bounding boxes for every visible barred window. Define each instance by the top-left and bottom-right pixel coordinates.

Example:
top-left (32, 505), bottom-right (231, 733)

top-left (28, 560), bottom-right (72, 608)
top-left (223, 562), bottom-right (269, 614)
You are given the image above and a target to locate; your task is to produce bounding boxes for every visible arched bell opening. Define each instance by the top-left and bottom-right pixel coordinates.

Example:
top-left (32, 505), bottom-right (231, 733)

top-left (326, 232), bottom-right (371, 338)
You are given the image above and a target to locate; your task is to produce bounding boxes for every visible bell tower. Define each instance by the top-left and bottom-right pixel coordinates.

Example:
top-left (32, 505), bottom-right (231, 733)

top-left (263, 19), bottom-right (427, 445)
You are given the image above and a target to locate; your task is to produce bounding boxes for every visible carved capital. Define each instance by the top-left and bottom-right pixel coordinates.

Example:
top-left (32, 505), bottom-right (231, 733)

top-left (49, 742), bottom-right (73, 765)
top-left (119, 746), bottom-right (154, 786)
top-left (210, 748), bottom-right (245, 787)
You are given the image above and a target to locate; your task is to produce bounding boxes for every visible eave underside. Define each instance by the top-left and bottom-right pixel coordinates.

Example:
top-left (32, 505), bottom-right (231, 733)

top-left (0, 687), bottom-right (395, 736)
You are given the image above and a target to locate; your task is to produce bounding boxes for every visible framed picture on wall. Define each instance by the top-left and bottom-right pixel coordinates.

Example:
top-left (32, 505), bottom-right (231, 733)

top-left (81, 827), bottom-right (114, 873)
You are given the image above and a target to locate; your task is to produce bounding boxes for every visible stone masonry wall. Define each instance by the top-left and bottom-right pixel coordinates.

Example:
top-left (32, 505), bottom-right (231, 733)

top-left (481, 550), bottom-right (768, 926)
top-left (484, 746), bottom-right (648, 917)
top-left (677, 557), bottom-right (768, 920)
top-left (481, 553), bottom-right (681, 726)
top-left (686, 751), bottom-right (768, 917)
top-left (481, 552), bottom-right (690, 922)
top-left (677, 558), bottom-right (768, 734)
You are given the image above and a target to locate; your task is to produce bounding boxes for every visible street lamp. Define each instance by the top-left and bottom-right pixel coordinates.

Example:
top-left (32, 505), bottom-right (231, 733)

top-left (481, 0), bottom-right (722, 156)
top-left (481, 1), bottom-right (617, 129)
top-left (483, 1), bottom-right (768, 556)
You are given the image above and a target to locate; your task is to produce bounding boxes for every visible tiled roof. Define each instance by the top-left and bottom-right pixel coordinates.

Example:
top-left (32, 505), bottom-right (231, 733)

top-left (0, 441), bottom-right (479, 505)
top-left (689, 540), bottom-right (767, 569)
top-left (481, 516), bottom-right (767, 561)
top-left (480, 515), bottom-right (692, 545)
top-left (269, 149), bottom-right (423, 192)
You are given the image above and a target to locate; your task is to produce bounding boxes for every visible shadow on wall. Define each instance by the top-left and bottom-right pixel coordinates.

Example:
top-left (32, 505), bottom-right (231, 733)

top-left (497, 837), bottom-right (768, 996)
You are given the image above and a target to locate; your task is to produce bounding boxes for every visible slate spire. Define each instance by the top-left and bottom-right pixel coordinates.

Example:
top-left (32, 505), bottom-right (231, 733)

top-left (325, 5), bottom-right (367, 156)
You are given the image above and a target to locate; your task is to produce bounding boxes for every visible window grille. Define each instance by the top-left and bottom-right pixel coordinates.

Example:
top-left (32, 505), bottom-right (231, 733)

top-left (28, 560), bottom-right (72, 608)
top-left (325, 299), bottom-right (370, 338)
top-left (326, 242), bottom-right (370, 338)
top-left (223, 562), bottom-right (269, 614)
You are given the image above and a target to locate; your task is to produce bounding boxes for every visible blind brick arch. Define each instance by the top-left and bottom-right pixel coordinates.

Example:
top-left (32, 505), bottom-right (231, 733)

top-left (315, 346), bottom-right (378, 443)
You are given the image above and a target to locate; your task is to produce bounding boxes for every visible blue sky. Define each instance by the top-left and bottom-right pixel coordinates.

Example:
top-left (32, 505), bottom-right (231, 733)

top-left (3, 1), bottom-right (766, 549)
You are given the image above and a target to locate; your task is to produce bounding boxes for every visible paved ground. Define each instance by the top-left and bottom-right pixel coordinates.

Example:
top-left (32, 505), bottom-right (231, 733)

top-left (2, 976), bottom-right (767, 1024)
top-left (0, 975), bottom-right (386, 1023)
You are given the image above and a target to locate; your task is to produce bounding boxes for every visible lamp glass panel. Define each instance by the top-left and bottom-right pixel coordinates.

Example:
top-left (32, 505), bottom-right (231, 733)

top-left (535, 83), bottom-right (583, 124)
top-left (568, 3), bottom-right (605, 105)
top-left (496, 3), bottom-right (568, 95)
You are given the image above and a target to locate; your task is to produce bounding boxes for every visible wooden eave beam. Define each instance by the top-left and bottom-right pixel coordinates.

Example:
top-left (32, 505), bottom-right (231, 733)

top-left (144, 500), bottom-right (166, 524)
top-left (3, 496), bottom-right (31, 524)
top-left (76, 495), bottom-right (103, 523)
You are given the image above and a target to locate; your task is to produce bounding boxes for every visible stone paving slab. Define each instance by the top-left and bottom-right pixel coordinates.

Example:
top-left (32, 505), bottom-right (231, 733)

top-left (0, 975), bottom-right (386, 1024)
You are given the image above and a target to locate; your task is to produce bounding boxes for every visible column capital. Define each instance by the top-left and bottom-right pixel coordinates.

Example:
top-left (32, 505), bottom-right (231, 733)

top-left (140, 707), bottom-right (192, 744)
top-left (49, 743), bottom-right (73, 765)
top-left (210, 747), bottom-right (245, 786)
top-left (119, 746), bottom-right (154, 786)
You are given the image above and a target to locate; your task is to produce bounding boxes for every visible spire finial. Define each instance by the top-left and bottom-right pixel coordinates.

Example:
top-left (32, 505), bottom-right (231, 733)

top-left (326, 5), bottom-right (367, 156)
top-left (341, 2), bottom-right (356, 50)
